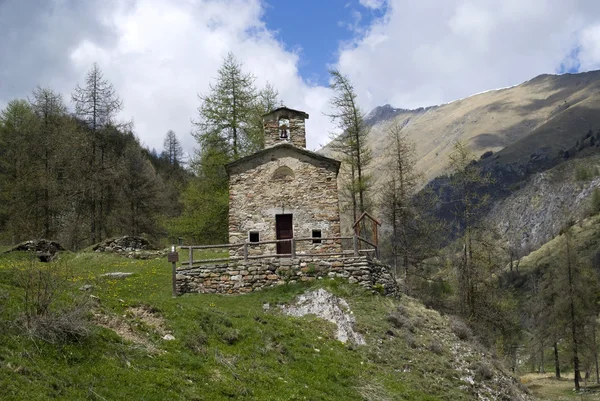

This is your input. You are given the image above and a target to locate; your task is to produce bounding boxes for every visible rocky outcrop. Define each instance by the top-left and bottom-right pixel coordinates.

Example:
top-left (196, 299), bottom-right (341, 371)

top-left (176, 256), bottom-right (398, 296)
top-left (280, 288), bottom-right (366, 345)
top-left (7, 239), bottom-right (64, 262)
top-left (91, 236), bottom-right (166, 259)
top-left (93, 236), bottom-right (154, 252)
top-left (489, 155), bottom-right (600, 253)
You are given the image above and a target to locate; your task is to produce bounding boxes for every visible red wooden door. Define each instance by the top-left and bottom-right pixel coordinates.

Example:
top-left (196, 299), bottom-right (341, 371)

top-left (276, 214), bottom-right (293, 255)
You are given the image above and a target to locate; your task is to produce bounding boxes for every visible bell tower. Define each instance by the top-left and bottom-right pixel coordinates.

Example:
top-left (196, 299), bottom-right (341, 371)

top-left (263, 107), bottom-right (309, 149)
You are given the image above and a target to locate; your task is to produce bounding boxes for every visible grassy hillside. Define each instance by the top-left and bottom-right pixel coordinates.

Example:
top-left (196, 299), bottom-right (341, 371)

top-left (0, 251), bottom-right (527, 400)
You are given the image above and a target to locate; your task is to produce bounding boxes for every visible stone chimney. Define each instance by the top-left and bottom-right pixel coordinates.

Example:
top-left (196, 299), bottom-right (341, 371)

top-left (263, 107), bottom-right (309, 149)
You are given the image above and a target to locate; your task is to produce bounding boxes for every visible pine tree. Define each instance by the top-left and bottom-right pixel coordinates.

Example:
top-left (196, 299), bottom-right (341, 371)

top-left (0, 100), bottom-right (38, 241)
top-left (30, 87), bottom-right (68, 239)
top-left (194, 53), bottom-right (257, 160)
top-left (379, 121), bottom-right (442, 291)
top-left (447, 141), bottom-right (493, 317)
top-left (162, 130), bottom-right (184, 166)
top-left (72, 63), bottom-right (123, 243)
top-left (327, 69), bottom-right (372, 224)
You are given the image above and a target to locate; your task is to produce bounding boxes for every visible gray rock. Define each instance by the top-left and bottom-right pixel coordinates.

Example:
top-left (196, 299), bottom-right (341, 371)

top-left (100, 272), bottom-right (133, 279)
top-left (79, 284), bottom-right (93, 291)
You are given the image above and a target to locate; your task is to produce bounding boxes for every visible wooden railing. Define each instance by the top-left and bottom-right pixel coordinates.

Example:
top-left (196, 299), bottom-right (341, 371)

top-left (178, 235), bottom-right (378, 267)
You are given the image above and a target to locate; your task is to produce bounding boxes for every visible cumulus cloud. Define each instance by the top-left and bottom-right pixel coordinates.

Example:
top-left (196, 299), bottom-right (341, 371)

top-left (337, 0), bottom-right (600, 111)
top-left (3, 0), bottom-right (600, 157)
top-left (0, 0), bottom-right (333, 158)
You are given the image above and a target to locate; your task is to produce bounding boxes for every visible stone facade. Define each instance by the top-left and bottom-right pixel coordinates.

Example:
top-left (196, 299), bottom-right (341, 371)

top-left (227, 145), bottom-right (341, 256)
top-left (176, 256), bottom-right (399, 296)
top-left (226, 106), bottom-right (342, 258)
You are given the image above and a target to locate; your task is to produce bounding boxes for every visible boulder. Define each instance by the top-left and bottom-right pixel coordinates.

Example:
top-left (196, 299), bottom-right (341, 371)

top-left (7, 239), bottom-right (64, 262)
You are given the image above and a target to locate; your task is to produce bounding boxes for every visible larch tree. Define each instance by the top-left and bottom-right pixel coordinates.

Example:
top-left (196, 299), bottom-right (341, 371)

top-left (379, 121), bottom-right (425, 288)
top-left (0, 100), bottom-right (38, 241)
top-left (175, 53), bottom-right (279, 244)
top-left (246, 82), bottom-right (280, 152)
top-left (327, 69), bottom-right (372, 224)
top-left (539, 228), bottom-right (600, 391)
top-left (162, 130), bottom-right (184, 166)
top-left (194, 52), bottom-right (257, 160)
top-left (446, 141), bottom-right (493, 317)
top-left (72, 62), bottom-right (123, 243)
top-left (30, 87), bottom-right (68, 239)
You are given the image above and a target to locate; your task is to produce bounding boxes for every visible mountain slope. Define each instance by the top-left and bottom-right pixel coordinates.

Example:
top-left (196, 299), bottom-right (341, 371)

top-left (323, 70), bottom-right (600, 189)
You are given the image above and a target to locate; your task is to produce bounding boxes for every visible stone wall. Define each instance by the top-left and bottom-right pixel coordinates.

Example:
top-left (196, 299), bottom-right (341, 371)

top-left (228, 146), bottom-right (341, 256)
top-left (176, 256), bottom-right (399, 296)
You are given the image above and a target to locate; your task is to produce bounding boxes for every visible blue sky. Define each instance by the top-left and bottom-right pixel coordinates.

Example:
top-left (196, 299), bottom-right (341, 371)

top-left (263, 0), bottom-right (387, 85)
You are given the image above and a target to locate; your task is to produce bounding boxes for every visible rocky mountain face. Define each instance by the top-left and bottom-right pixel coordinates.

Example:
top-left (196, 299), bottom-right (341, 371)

top-left (489, 153), bottom-right (600, 252)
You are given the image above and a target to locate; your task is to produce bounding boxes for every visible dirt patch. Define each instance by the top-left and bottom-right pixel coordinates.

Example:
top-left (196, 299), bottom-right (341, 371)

top-left (126, 305), bottom-right (169, 337)
top-left (280, 288), bottom-right (366, 345)
top-left (93, 312), bottom-right (158, 352)
top-left (93, 306), bottom-right (171, 353)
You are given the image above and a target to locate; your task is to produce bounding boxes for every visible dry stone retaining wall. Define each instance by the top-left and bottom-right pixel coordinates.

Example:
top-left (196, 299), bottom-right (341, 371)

top-left (176, 256), bottom-right (399, 296)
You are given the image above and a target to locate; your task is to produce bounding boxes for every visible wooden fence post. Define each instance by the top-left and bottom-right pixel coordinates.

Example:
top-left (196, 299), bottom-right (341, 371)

top-left (291, 238), bottom-right (296, 259)
top-left (188, 247), bottom-right (193, 269)
top-left (243, 242), bottom-right (248, 261)
top-left (353, 234), bottom-right (359, 257)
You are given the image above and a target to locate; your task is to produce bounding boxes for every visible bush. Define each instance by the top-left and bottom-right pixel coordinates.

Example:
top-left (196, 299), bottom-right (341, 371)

top-left (25, 307), bottom-right (90, 344)
top-left (428, 341), bottom-right (444, 355)
top-left (591, 187), bottom-right (600, 214)
top-left (450, 316), bottom-right (472, 341)
top-left (472, 360), bottom-right (494, 380)
top-left (576, 166), bottom-right (593, 181)
top-left (387, 312), bottom-right (414, 332)
top-left (15, 259), bottom-right (91, 343)
top-left (221, 328), bottom-right (242, 345)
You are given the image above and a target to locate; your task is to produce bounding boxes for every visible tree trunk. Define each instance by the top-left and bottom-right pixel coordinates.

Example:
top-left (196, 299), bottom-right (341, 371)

top-left (565, 233), bottom-right (580, 391)
top-left (540, 340), bottom-right (545, 374)
top-left (593, 322), bottom-right (600, 384)
top-left (554, 342), bottom-right (561, 379)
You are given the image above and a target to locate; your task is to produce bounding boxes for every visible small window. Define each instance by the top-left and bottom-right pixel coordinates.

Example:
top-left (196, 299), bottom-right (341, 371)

top-left (312, 229), bottom-right (322, 244)
top-left (249, 231), bottom-right (260, 243)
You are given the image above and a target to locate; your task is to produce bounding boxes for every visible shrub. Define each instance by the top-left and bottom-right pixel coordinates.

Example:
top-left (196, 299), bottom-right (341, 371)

top-left (591, 188), bottom-right (600, 214)
top-left (15, 259), bottom-right (91, 343)
top-left (472, 360), bottom-right (494, 380)
top-left (450, 316), bottom-right (473, 341)
top-left (387, 312), bottom-right (414, 332)
top-left (576, 166), bottom-right (593, 181)
top-left (395, 304), bottom-right (409, 317)
top-left (428, 341), bottom-right (444, 355)
top-left (221, 328), bottom-right (241, 345)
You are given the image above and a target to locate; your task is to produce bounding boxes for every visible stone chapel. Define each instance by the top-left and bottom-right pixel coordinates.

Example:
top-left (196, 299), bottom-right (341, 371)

top-left (225, 107), bottom-right (342, 256)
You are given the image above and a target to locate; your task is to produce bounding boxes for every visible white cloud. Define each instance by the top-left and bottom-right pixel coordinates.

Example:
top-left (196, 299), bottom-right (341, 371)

top-left (579, 24), bottom-right (600, 70)
top-left (337, 0), bottom-right (600, 111)
top-left (3, 0), bottom-right (600, 160)
top-left (359, 0), bottom-right (386, 10)
top-left (64, 0), bottom-right (335, 156)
